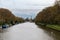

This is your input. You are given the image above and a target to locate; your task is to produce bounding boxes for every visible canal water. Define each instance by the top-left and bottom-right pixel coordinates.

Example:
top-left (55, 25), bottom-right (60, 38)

top-left (0, 22), bottom-right (60, 40)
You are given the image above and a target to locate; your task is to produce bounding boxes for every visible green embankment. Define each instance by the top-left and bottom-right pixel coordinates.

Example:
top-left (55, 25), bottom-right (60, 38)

top-left (36, 23), bottom-right (60, 31)
top-left (47, 25), bottom-right (60, 31)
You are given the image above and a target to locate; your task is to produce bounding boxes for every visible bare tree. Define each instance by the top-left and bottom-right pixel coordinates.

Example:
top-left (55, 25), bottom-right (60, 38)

top-left (55, 0), bottom-right (60, 6)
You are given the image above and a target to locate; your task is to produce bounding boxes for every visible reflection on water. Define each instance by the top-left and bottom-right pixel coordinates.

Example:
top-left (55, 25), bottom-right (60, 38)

top-left (38, 26), bottom-right (60, 40)
top-left (0, 22), bottom-right (60, 40)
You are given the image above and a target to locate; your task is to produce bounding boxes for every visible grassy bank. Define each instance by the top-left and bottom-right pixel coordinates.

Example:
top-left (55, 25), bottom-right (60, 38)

top-left (35, 23), bottom-right (60, 31)
top-left (47, 25), bottom-right (60, 31)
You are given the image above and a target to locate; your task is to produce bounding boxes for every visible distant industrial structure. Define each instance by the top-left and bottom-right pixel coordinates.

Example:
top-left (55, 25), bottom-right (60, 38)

top-left (25, 16), bottom-right (35, 22)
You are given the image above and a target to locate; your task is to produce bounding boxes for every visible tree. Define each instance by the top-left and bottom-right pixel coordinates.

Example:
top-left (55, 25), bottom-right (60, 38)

top-left (0, 8), bottom-right (24, 25)
top-left (35, 4), bottom-right (60, 25)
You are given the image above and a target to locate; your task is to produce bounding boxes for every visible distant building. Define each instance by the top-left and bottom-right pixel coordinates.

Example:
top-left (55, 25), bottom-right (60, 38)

top-left (29, 18), bottom-right (32, 22)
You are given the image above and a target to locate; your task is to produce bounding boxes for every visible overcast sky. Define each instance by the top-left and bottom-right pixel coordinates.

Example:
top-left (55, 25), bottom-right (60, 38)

top-left (0, 0), bottom-right (55, 9)
top-left (0, 0), bottom-right (55, 18)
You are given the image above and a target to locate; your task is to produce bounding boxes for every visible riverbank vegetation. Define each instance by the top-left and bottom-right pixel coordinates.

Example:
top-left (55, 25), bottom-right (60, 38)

top-left (47, 25), bottom-right (60, 31)
top-left (0, 8), bottom-right (24, 26)
top-left (35, 3), bottom-right (60, 31)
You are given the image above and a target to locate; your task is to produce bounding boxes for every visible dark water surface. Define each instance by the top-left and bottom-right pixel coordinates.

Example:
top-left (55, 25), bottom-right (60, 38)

top-left (0, 22), bottom-right (60, 40)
